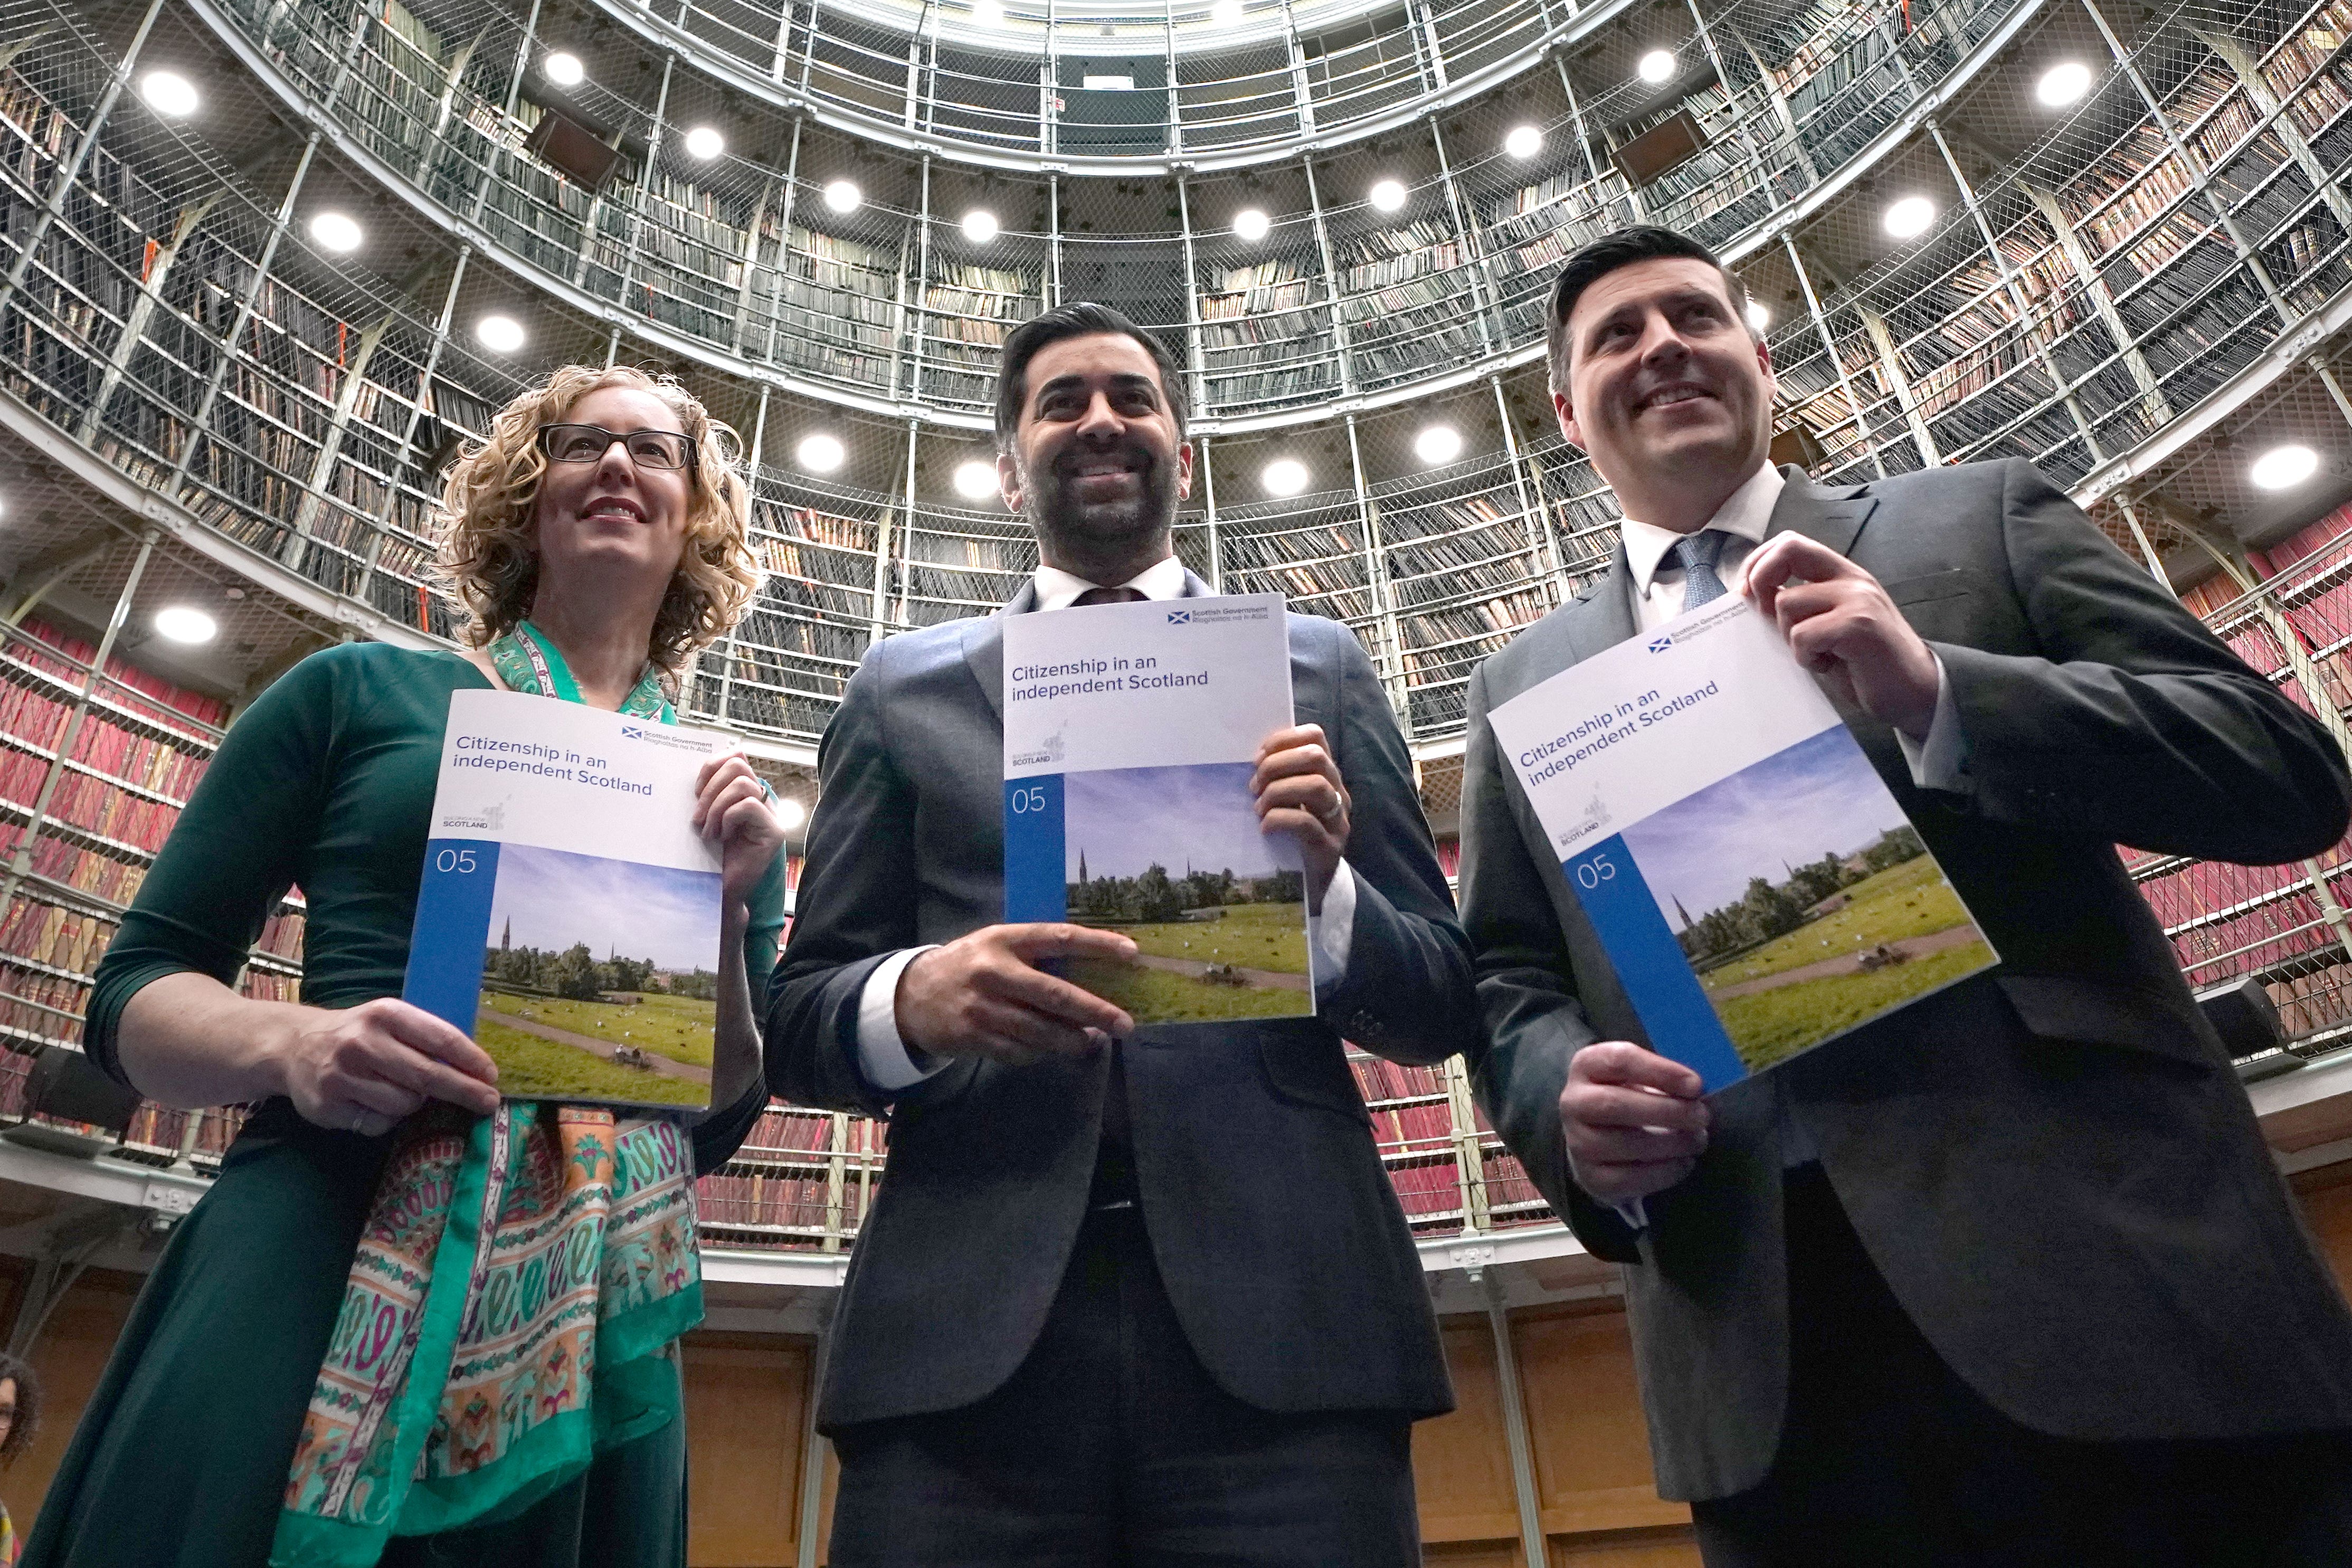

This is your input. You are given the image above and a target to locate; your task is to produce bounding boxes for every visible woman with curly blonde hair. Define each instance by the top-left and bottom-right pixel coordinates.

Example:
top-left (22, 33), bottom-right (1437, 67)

top-left (25, 367), bottom-right (787, 1568)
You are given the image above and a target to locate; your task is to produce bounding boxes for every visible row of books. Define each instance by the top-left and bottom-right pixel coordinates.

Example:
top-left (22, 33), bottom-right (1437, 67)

top-left (0, 896), bottom-right (118, 980)
top-left (0, 965), bottom-right (87, 1047)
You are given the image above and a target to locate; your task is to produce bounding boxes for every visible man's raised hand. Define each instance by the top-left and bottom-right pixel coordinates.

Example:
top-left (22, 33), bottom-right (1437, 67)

top-left (895, 923), bottom-right (1139, 1067)
top-left (1559, 1041), bottom-right (1711, 1205)
top-left (1740, 533), bottom-right (1940, 740)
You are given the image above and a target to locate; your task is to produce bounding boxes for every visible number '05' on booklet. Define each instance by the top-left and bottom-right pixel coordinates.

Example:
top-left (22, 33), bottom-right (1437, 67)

top-left (402, 689), bottom-right (727, 1111)
top-left (1002, 592), bottom-right (1315, 1027)
top-left (1485, 598), bottom-right (1997, 1091)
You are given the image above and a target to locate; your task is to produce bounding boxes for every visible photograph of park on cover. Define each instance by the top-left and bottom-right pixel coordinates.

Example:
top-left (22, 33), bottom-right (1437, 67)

top-left (1621, 725), bottom-right (1996, 1071)
top-left (475, 843), bottom-right (722, 1108)
top-left (1058, 760), bottom-right (1313, 1025)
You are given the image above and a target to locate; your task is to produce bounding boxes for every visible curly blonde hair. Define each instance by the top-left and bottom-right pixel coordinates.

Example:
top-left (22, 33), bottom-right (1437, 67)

top-left (435, 365), bottom-right (758, 673)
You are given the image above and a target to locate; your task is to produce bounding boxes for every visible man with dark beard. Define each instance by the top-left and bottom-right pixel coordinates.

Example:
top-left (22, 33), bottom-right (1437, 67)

top-left (769, 303), bottom-right (1475, 1565)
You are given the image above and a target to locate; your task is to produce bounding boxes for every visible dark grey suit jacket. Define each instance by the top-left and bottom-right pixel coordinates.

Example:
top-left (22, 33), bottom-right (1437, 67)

top-left (771, 569), bottom-right (1468, 1431)
top-left (1460, 460), bottom-right (2352, 1502)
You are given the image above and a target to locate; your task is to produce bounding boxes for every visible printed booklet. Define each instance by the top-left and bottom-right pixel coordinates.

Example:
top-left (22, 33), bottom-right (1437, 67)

top-left (1003, 592), bottom-right (1314, 1025)
top-left (1485, 597), bottom-right (1997, 1091)
top-left (403, 689), bottom-right (727, 1111)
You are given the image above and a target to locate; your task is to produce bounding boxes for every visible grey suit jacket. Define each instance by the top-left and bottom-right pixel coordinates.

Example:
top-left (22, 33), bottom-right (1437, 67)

top-left (1460, 460), bottom-right (2352, 1501)
top-left (770, 569), bottom-right (1469, 1431)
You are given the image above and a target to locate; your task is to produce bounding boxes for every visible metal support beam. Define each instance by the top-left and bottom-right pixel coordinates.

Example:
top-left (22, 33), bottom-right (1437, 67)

top-left (0, 529), bottom-right (161, 918)
top-left (1301, 156), bottom-right (1357, 396)
top-left (1780, 235), bottom-right (1887, 478)
top-left (75, 190), bottom-right (224, 444)
top-left (0, 0), bottom-right (172, 320)
top-left (1484, 1274), bottom-right (1550, 1568)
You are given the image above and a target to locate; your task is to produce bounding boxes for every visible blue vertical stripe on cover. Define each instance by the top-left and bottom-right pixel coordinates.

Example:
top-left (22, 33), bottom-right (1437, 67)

top-left (1003, 774), bottom-right (1068, 922)
top-left (1563, 835), bottom-right (1749, 1093)
top-left (404, 839), bottom-right (501, 1034)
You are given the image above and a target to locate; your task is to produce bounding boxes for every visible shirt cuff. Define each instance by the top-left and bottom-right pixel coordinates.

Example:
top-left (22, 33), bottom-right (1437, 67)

top-left (1307, 860), bottom-right (1356, 994)
top-left (1894, 655), bottom-right (1971, 794)
top-left (856, 946), bottom-right (947, 1092)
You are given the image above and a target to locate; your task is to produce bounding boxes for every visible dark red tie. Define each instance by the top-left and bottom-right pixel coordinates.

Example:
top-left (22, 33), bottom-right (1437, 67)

top-left (1071, 585), bottom-right (1146, 607)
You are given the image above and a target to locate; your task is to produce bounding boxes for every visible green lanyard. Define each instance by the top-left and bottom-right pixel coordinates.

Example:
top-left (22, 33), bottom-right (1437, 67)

top-left (488, 621), bottom-right (674, 721)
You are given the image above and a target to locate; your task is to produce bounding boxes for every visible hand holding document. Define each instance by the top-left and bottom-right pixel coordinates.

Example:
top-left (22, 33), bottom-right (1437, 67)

top-left (1487, 597), bottom-right (1997, 1092)
top-left (1002, 593), bottom-right (1316, 1026)
top-left (403, 690), bottom-right (730, 1110)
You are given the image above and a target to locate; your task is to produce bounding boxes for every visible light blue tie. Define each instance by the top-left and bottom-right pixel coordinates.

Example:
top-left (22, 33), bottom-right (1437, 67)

top-left (1676, 529), bottom-right (1732, 611)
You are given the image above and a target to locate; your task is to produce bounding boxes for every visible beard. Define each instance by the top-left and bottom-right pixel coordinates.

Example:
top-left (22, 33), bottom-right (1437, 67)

top-left (1020, 445), bottom-right (1179, 559)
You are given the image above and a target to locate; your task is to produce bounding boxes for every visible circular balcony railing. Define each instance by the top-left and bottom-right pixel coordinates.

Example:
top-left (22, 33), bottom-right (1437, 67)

top-left (0, 0), bottom-right (2344, 763)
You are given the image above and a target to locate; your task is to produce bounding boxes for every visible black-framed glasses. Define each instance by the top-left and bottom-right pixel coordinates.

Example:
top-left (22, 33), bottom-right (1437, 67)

top-left (538, 423), bottom-right (695, 471)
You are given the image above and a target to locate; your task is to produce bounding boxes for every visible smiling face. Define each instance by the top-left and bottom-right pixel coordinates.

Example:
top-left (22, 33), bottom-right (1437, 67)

top-left (1553, 256), bottom-right (1775, 528)
top-left (531, 385), bottom-right (696, 597)
top-left (1001, 332), bottom-right (1193, 576)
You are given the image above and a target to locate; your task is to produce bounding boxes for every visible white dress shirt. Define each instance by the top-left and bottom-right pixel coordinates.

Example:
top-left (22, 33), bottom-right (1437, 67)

top-left (854, 556), bottom-right (1360, 1092)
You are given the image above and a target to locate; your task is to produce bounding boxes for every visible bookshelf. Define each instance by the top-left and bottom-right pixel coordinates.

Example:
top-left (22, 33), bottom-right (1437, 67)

top-left (1194, 256), bottom-right (1343, 414)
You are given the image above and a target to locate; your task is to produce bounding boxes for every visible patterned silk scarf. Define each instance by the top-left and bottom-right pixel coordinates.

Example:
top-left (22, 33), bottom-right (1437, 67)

top-left (273, 624), bottom-right (705, 1566)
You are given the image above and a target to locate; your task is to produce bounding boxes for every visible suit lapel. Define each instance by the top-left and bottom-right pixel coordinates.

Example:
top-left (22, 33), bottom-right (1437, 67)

top-left (961, 578), bottom-right (1041, 723)
top-left (1564, 544), bottom-right (1640, 668)
top-left (1763, 463), bottom-right (1879, 558)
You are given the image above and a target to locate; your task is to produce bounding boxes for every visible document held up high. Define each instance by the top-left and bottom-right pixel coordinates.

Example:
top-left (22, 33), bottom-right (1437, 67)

top-left (1002, 593), bottom-right (1315, 1026)
top-left (403, 689), bottom-right (728, 1110)
top-left (1486, 597), bottom-right (1997, 1091)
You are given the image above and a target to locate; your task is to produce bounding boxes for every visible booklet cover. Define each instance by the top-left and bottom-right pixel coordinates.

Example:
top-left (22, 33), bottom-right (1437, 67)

top-left (403, 689), bottom-right (727, 1110)
top-left (1002, 592), bottom-right (1313, 1025)
top-left (1486, 596), bottom-right (1997, 1091)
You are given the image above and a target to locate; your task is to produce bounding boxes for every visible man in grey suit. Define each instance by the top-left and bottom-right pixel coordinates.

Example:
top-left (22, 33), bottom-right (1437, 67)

top-left (1460, 226), bottom-right (2352, 1564)
top-left (770, 301), bottom-right (1470, 1565)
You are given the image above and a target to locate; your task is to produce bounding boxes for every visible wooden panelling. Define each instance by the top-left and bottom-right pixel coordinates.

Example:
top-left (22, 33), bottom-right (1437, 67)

top-left (6, 1266), bottom-right (138, 1539)
top-left (682, 1331), bottom-right (814, 1568)
top-left (1427, 1541), bottom-right (1523, 1568)
top-left (1415, 1318), bottom-right (1522, 1546)
top-left (1511, 1300), bottom-right (1691, 1540)
top-left (2291, 1160), bottom-right (2352, 1294)
top-left (1552, 1526), bottom-right (1704, 1566)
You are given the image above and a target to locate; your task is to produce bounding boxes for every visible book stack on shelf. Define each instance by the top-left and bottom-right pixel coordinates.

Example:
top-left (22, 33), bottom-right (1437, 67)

top-left (1339, 220), bottom-right (1483, 387)
top-left (1197, 260), bottom-right (1336, 408)
top-left (919, 263), bottom-right (1033, 408)
top-left (1348, 1049), bottom-right (1467, 1230)
top-left (1485, 173), bottom-right (1619, 311)
top-left (772, 226), bottom-right (902, 389)
top-left (1219, 516), bottom-right (1377, 627)
top-left (638, 170), bottom-right (753, 344)
top-left (696, 1105), bottom-right (889, 1246)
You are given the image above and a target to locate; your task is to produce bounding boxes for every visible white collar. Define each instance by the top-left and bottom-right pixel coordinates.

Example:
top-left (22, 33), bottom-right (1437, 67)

top-left (1031, 554), bottom-right (1190, 612)
top-left (1619, 462), bottom-right (1786, 601)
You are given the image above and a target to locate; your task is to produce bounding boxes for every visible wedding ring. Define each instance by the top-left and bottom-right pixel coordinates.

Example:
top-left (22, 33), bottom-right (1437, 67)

top-left (1316, 795), bottom-right (1345, 826)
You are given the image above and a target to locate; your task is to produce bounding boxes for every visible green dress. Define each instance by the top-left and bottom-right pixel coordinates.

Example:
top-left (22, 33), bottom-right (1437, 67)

top-left (22, 643), bottom-right (784, 1568)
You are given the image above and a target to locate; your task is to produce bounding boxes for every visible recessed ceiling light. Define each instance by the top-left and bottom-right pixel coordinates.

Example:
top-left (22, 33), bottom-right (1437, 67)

top-left (1637, 50), bottom-right (1676, 84)
top-left (1210, 0), bottom-right (1243, 22)
top-left (824, 179), bottom-right (862, 214)
top-left (543, 51), bottom-right (584, 87)
top-left (774, 796), bottom-right (808, 831)
top-left (953, 459), bottom-right (999, 499)
top-left (309, 212), bottom-right (363, 253)
top-left (1233, 207), bottom-right (1270, 242)
top-left (1262, 458), bottom-right (1309, 496)
top-left (1744, 299), bottom-right (1770, 332)
top-left (972, 0), bottom-right (1002, 21)
top-left (1369, 179), bottom-right (1408, 213)
top-left (1882, 196), bottom-right (1937, 240)
top-left (154, 605), bottom-right (217, 644)
top-left (140, 71), bottom-right (199, 117)
top-left (798, 433), bottom-right (846, 473)
top-left (475, 315), bottom-right (526, 354)
top-left (1414, 424), bottom-right (1463, 465)
top-left (683, 126), bottom-right (724, 160)
top-left (2251, 443), bottom-right (2321, 490)
top-left (1504, 125), bottom-right (1543, 159)
top-left (2037, 61), bottom-right (2092, 108)
top-left (962, 208), bottom-right (999, 243)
